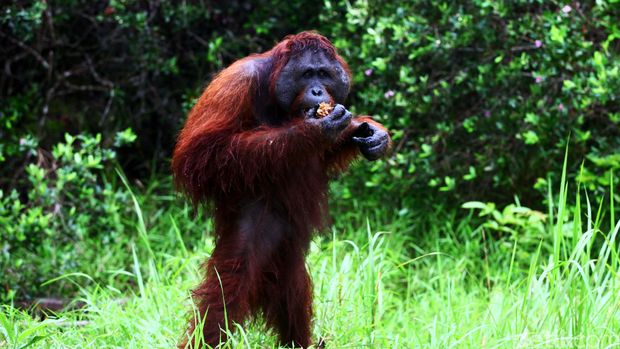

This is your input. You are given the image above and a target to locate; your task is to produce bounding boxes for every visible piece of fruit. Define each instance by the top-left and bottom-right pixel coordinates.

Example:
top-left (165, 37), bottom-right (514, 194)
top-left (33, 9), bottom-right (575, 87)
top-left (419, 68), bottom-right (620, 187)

top-left (316, 102), bottom-right (333, 118)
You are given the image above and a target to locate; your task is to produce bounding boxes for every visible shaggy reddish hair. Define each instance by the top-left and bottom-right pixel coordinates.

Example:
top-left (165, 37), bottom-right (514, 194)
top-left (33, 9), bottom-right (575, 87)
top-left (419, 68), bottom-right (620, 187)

top-left (172, 31), bottom-right (389, 349)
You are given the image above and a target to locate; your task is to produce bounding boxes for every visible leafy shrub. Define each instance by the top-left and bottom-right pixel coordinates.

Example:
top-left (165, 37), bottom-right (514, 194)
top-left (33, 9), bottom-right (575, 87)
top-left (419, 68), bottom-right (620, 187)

top-left (0, 0), bottom-right (325, 178)
top-left (3, 1), bottom-right (618, 210)
top-left (323, 0), bottom-right (620, 209)
top-left (462, 200), bottom-right (549, 271)
top-left (0, 130), bottom-right (135, 302)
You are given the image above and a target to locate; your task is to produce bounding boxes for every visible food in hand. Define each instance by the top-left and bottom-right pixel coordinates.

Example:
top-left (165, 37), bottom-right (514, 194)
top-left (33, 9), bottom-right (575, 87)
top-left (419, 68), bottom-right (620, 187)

top-left (316, 102), bottom-right (334, 118)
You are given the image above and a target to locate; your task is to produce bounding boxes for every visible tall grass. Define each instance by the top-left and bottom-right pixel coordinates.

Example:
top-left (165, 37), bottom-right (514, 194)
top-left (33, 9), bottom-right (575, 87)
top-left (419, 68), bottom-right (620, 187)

top-left (1, 162), bottom-right (620, 348)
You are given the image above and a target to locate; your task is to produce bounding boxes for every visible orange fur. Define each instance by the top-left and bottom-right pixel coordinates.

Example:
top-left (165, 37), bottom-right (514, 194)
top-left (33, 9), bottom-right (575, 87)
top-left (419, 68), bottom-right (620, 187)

top-left (172, 32), bottom-right (390, 349)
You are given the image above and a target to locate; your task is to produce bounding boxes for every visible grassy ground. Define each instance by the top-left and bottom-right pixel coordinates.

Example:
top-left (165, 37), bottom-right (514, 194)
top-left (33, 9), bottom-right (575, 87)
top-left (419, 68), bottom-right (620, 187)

top-left (2, 174), bottom-right (620, 348)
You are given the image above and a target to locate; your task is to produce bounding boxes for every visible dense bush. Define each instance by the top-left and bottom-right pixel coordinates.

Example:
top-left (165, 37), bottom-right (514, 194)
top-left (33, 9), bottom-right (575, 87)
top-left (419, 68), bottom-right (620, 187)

top-left (1, 1), bottom-right (620, 301)
top-left (0, 0), bottom-right (324, 180)
top-left (0, 130), bottom-right (135, 301)
top-left (324, 0), bottom-right (620, 208)
top-left (2, 1), bottom-right (618, 206)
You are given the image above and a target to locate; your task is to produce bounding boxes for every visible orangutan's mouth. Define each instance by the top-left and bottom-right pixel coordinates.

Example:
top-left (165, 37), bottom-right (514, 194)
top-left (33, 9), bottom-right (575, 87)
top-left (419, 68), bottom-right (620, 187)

top-left (302, 105), bottom-right (318, 118)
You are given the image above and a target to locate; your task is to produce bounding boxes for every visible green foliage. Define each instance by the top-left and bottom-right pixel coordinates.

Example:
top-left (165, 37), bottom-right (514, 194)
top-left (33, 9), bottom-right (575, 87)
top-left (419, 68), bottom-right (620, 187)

top-left (322, 0), bottom-right (620, 207)
top-left (0, 131), bottom-right (136, 302)
top-left (0, 0), bottom-right (325, 176)
top-left (2, 0), bottom-right (620, 303)
top-left (462, 201), bottom-right (546, 236)
top-left (462, 200), bottom-right (550, 271)
top-left (2, 161), bottom-right (620, 348)
top-left (2, 1), bottom-right (619, 207)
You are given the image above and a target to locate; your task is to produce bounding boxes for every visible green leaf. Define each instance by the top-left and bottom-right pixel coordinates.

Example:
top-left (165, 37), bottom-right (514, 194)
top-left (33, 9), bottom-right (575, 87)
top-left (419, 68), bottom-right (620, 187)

top-left (550, 25), bottom-right (566, 44)
top-left (462, 201), bottom-right (488, 210)
top-left (562, 80), bottom-right (576, 90)
top-left (523, 130), bottom-right (539, 145)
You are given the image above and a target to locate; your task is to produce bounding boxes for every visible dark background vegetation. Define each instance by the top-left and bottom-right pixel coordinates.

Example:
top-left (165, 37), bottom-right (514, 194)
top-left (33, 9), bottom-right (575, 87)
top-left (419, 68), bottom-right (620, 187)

top-left (1, 1), bottom-right (619, 301)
